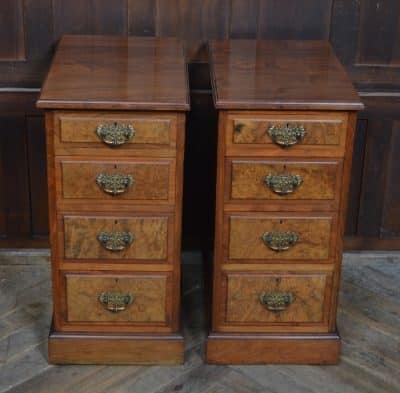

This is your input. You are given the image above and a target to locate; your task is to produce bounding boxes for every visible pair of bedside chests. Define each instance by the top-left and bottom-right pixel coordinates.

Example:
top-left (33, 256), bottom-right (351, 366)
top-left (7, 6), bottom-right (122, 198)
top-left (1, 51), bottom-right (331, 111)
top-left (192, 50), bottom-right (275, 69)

top-left (37, 36), bottom-right (363, 365)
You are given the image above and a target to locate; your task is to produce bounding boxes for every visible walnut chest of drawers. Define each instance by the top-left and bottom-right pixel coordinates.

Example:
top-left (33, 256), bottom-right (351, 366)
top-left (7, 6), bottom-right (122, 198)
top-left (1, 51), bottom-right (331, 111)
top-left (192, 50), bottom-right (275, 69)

top-left (37, 35), bottom-right (189, 364)
top-left (206, 40), bottom-right (364, 364)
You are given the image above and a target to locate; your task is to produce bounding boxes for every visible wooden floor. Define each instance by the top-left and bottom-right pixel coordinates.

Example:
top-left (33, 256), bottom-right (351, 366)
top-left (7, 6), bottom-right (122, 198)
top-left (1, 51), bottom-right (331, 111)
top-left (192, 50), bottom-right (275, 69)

top-left (0, 250), bottom-right (399, 393)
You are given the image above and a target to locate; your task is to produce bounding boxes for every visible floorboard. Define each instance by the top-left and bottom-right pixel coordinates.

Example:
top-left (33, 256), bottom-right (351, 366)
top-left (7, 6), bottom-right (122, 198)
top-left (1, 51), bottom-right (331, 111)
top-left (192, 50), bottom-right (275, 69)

top-left (0, 250), bottom-right (398, 393)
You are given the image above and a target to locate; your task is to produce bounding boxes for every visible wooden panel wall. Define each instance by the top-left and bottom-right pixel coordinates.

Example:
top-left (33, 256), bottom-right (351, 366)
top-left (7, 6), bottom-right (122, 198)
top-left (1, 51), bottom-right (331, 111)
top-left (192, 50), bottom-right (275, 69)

top-left (0, 0), bottom-right (399, 250)
top-left (0, 92), bottom-right (48, 247)
top-left (331, 0), bottom-right (400, 90)
top-left (0, 0), bottom-right (25, 61)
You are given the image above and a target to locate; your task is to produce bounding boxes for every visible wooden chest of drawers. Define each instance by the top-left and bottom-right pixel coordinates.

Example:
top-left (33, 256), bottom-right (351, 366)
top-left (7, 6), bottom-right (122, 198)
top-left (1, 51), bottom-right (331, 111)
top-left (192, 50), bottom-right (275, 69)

top-left (37, 35), bottom-right (189, 364)
top-left (206, 40), bottom-right (364, 364)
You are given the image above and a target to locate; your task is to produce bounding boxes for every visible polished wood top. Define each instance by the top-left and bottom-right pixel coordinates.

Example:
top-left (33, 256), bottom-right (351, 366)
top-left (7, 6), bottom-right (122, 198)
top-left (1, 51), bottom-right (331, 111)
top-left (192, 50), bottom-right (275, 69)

top-left (38, 35), bottom-right (190, 111)
top-left (209, 40), bottom-right (364, 111)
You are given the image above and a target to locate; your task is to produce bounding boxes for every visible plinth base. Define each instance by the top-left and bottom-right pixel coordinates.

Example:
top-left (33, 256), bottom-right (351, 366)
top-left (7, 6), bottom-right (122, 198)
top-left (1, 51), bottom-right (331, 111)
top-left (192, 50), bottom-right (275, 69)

top-left (206, 332), bottom-right (341, 365)
top-left (49, 328), bottom-right (184, 365)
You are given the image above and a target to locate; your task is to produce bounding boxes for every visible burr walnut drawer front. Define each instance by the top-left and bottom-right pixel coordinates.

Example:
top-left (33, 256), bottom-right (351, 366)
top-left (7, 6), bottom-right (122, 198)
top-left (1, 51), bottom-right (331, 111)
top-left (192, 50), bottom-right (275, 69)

top-left (61, 215), bottom-right (172, 262)
top-left (57, 158), bottom-right (175, 204)
top-left (218, 269), bottom-right (333, 332)
top-left (54, 111), bottom-right (177, 153)
top-left (226, 213), bottom-right (336, 263)
top-left (226, 112), bottom-right (348, 157)
top-left (227, 158), bottom-right (342, 206)
top-left (64, 273), bottom-right (171, 329)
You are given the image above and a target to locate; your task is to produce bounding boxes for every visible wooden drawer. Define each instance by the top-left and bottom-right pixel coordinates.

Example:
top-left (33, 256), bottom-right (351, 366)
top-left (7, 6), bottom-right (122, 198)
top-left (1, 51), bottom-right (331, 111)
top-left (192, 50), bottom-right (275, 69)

top-left (56, 157), bottom-right (175, 206)
top-left (61, 214), bottom-right (172, 262)
top-left (217, 267), bottom-right (333, 333)
top-left (226, 213), bottom-right (336, 263)
top-left (61, 272), bottom-right (172, 332)
top-left (54, 111), bottom-right (178, 155)
top-left (225, 111), bottom-right (348, 157)
top-left (227, 158), bottom-right (342, 209)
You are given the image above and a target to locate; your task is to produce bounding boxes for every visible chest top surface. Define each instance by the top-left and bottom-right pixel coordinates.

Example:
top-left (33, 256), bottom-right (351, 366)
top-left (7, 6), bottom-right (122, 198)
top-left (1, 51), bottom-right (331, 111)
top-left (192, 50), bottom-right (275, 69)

top-left (209, 39), bottom-right (363, 111)
top-left (37, 35), bottom-right (190, 111)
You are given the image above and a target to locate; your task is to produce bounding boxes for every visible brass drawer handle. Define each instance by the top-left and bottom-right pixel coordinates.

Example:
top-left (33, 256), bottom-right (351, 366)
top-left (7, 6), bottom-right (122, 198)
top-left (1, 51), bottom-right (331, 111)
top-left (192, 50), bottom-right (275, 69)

top-left (259, 292), bottom-right (294, 312)
top-left (97, 231), bottom-right (134, 251)
top-left (262, 231), bottom-right (299, 252)
top-left (264, 174), bottom-right (303, 195)
top-left (96, 124), bottom-right (135, 146)
top-left (268, 124), bottom-right (306, 147)
top-left (99, 292), bottom-right (134, 313)
top-left (96, 173), bottom-right (134, 195)
top-left (234, 123), bottom-right (245, 133)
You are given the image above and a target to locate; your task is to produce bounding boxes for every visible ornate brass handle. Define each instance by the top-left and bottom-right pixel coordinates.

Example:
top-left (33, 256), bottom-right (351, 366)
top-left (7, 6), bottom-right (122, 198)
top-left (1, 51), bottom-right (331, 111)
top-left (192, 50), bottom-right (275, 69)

top-left (98, 292), bottom-right (134, 313)
top-left (264, 174), bottom-right (303, 195)
top-left (96, 124), bottom-right (135, 146)
top-left (259, 292), bottom-right (294, 312)
top-left (262, 231), bottom-right (299, 252)
top-left (96, 173), bottom-right (134, 195)
top-left (97, 231), bottom-right (134, 251)
top-left (268, 124), bottom-right (306, 147)
top-left (234, 123), bottom-right (245, 133)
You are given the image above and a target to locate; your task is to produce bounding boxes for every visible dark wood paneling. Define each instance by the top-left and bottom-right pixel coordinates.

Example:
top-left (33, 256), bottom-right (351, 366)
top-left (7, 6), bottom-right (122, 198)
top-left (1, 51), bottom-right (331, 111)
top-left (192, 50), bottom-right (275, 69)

top-left (345, 119), bottom-right (366, 236)
top-left (357, 117), bottom-right (391, 236)
top-left (0, 133), bottom-right (5, 238)
top-left (331, 0), bottom-right (400, 90)
top-left (258, 0), bottom-right (332, 39)
top-left (352, 95), bottom-right (400, 241)
top-left (230, 0), bottom-right (260, 39)
top-left (0, 116), bottom-right (31, 237)
top-left (26, 116), bottom-right (48, 238)
top-left (156, 0), bottom-right (180, 36)
top-left (0, 0), bottom-right (398, 87)
top-left (0, 0), bottom-right (25, 60)
top-left (344, 236), bottom-right (400, 251)
top-left (382, 119), bottom-right (400, 236)
top-left (53, 0), bottom-right (127, 38)
top-left (128, 0), bottom-right (155, 36)
top-left (0, 92), bottom-right (45, 244)
top-left (358, 0), bottom-right (400, 65)
top-left (24, 0), bottom-right (54, 59)
top-left (0, 1), bottom-right (399, 249)
top-left (91, 0), bottom-right (127, 35)
top-left (53, 0), bottom-right (91, 38)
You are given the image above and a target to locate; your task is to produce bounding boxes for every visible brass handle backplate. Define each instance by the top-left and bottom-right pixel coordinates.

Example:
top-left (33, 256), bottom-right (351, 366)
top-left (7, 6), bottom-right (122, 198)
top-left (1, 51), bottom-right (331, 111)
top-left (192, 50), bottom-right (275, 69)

top-left (259, 292), bottom-right (294, 312)
top-left (264, 174), bottom-right (303, 195)
top-left (268, 124), bottom-right (306, 147)
top-left (97, 231), bottom-right (134, 252)
top-left (96, 173), bottom-right (134, 195)
top-left (96, 124), bottom-right (135, 146)
top-left (262, 231), bottom-right (299, 252)
top-left (98, 292), bottom-right (134, 313)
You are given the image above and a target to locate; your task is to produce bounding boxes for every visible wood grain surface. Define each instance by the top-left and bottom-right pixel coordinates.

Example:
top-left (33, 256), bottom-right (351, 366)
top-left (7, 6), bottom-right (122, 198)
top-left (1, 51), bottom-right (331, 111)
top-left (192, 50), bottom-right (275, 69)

top-left (48, 332), bottom-right (184, 365)
top-left (232, 113), bottom-right (347, 146)
top-left (224, 111), bottom-right (351, 158)
top-left (63, 215), bottom-right (169, 261)
top-left (37, 35), bottom-right (190, 111)
top-left (209, 40), bottom-right (364, 111)
top-left (58, 111), bottom-right (174, 144)
top-left (228, 158), bottom-right (342, 201)
top-left (225, 273), bottom-right (329, 325)
top-left (66, 274), bottom-right (168, 324)
top-left (227, 213), bottom-right (336, 262)
top-left (207, 333), bottom-right (341, 365)
top-left (59, 158), bottom-right (174, 202)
